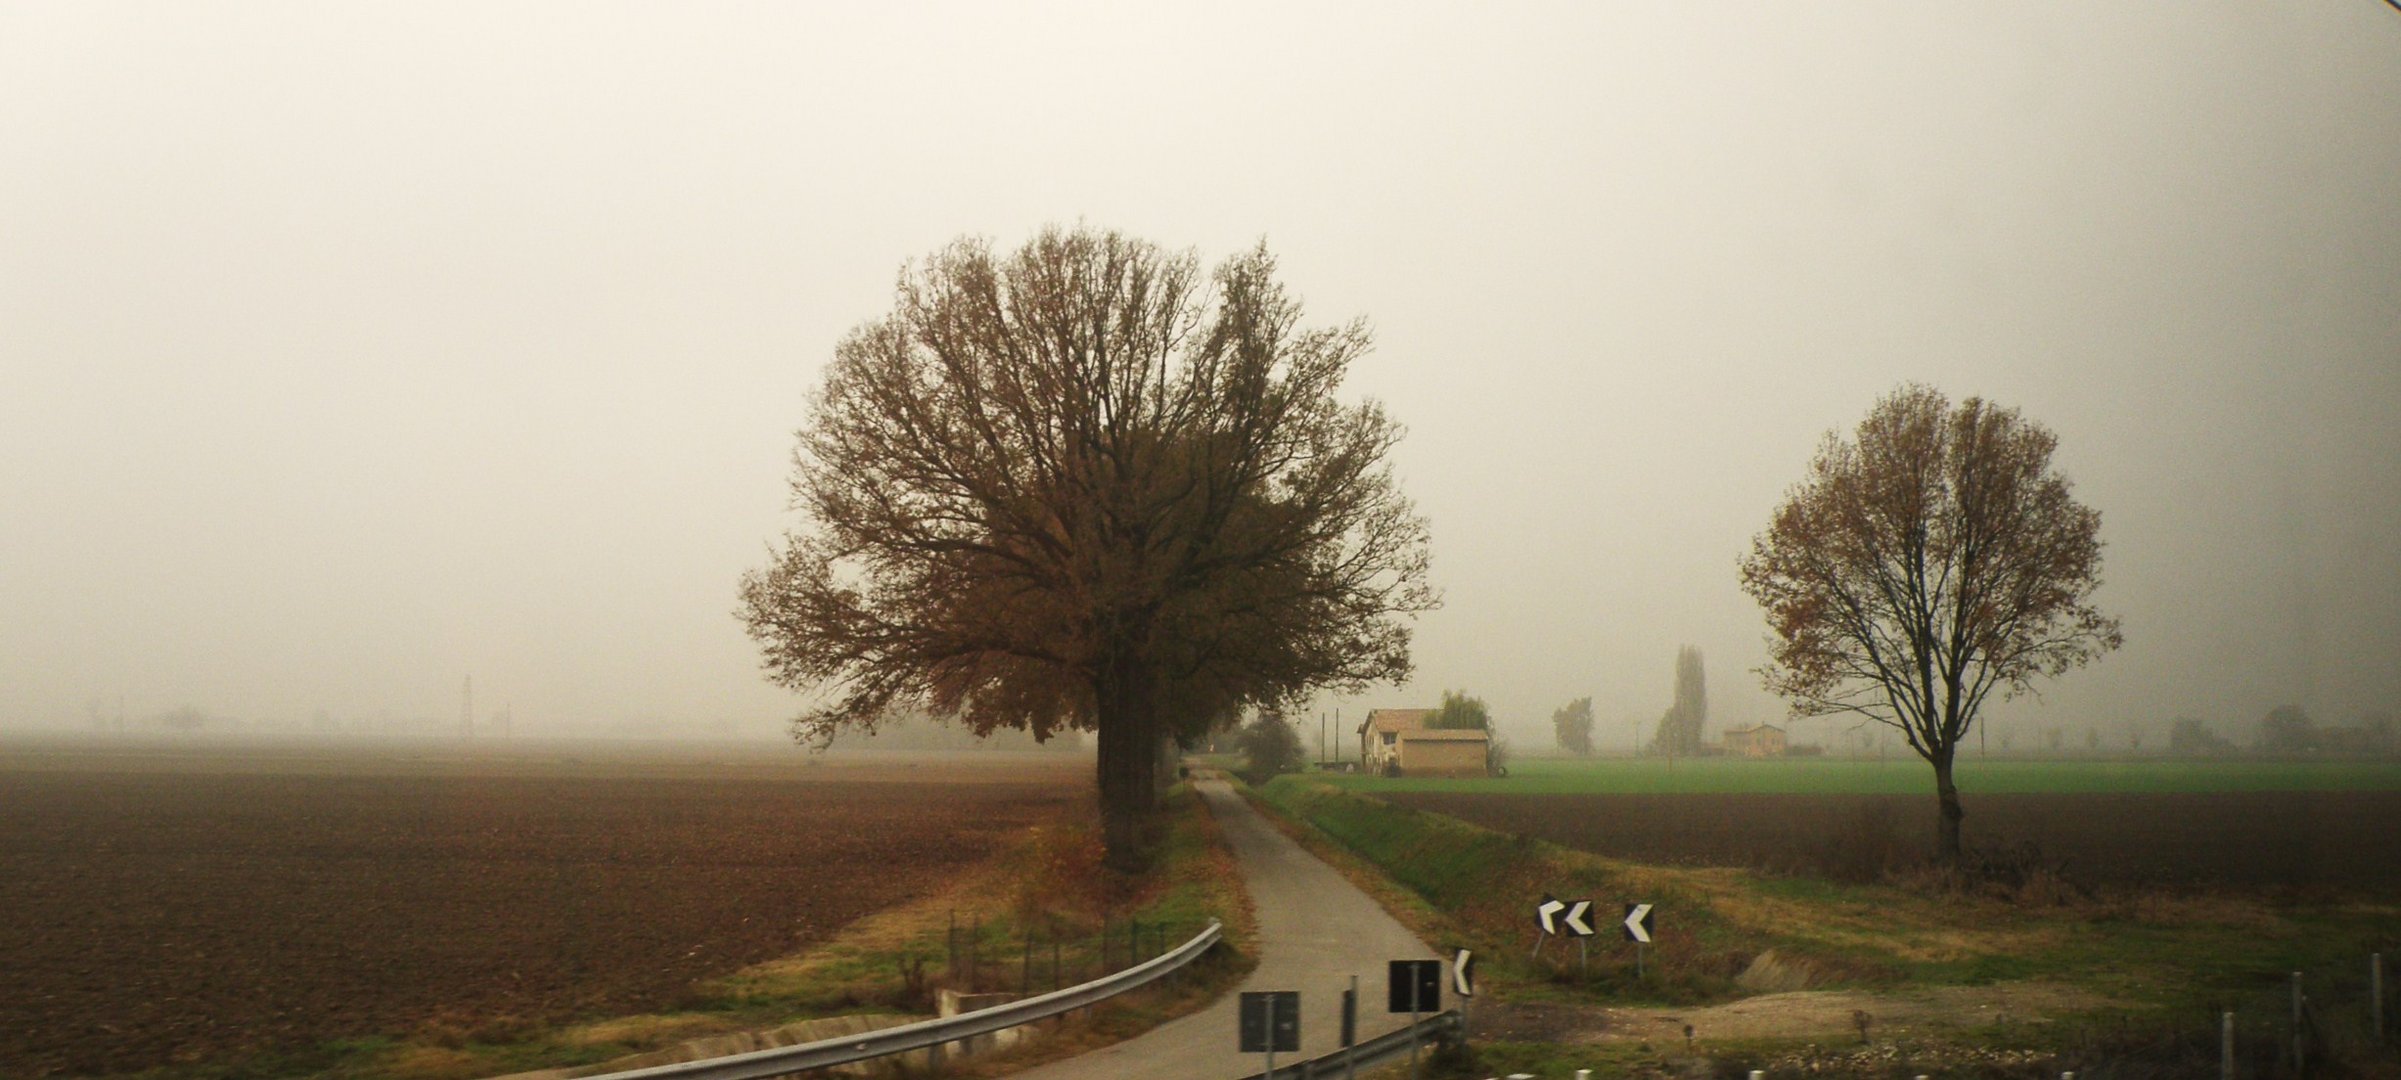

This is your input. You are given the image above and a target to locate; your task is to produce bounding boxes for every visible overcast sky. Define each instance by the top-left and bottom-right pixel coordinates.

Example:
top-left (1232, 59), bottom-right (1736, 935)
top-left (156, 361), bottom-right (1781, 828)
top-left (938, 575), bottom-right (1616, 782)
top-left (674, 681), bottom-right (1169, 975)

top-left (4, 3), bottom-right (2396, 748)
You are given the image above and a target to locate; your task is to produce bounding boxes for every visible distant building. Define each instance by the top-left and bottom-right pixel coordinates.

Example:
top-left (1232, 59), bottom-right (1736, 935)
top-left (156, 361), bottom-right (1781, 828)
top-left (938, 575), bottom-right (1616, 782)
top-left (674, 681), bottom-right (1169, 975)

top-left (1721, 723), bottom-right (1788, 758)
top-left (1355, 708), bottom-right (1490, 777)
top-left (1358, 708), bottom-right (1435, 772)
top-left (1394, 728), bottom-right (1492, 777)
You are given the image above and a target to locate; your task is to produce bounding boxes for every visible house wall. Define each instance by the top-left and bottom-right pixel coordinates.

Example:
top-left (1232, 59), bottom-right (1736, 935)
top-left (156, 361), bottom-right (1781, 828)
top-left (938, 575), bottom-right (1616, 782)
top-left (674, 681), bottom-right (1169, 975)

top-left (1398, 739), bottom-right (1487, 777)
top-left (1728, 728), bottom-right (1787, 757)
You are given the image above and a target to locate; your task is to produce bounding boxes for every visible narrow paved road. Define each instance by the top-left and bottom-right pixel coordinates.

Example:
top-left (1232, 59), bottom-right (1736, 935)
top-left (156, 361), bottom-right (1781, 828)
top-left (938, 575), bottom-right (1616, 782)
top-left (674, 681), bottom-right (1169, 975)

top-left (1006, 779), bottom-right (1444, 1080)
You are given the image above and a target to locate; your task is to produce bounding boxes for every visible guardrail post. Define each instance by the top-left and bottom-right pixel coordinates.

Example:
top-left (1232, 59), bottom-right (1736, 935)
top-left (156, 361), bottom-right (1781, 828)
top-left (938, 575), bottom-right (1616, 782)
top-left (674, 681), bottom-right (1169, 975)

top-left (2222, 1009), bottom-right (2235, 1080)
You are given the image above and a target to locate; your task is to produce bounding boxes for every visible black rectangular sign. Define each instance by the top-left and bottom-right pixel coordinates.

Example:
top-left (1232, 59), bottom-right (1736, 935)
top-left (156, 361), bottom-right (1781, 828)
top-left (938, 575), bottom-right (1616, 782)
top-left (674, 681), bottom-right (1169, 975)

top-left (1238, 991), bottom-right (1300, 1053)
top-left (1386, 959), bottom-right (1441, 1013)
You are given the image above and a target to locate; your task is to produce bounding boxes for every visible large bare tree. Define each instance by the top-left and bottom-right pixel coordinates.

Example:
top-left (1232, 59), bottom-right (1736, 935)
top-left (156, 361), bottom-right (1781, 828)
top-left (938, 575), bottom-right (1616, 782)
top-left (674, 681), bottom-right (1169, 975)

top-left (739, 227), bottom-right (1436, 869)
top-left (1738, 385), bottom-right (2122, 860)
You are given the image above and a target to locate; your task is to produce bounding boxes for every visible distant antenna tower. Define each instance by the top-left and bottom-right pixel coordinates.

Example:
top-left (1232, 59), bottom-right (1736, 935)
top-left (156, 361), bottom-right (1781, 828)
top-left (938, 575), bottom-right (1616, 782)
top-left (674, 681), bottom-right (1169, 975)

top-left (461, 675), bottom-right (474, 738)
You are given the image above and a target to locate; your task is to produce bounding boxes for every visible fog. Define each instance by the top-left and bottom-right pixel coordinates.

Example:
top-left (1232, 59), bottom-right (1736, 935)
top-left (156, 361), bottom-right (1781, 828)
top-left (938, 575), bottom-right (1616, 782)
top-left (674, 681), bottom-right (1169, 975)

top-left (4, 4), bottom-right (2396, 751)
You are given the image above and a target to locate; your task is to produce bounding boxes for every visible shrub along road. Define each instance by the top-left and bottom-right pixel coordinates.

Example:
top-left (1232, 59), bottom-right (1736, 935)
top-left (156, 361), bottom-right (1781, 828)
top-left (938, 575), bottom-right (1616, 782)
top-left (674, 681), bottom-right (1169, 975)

top-left (1005, 778), bottom-right (1442, 1080)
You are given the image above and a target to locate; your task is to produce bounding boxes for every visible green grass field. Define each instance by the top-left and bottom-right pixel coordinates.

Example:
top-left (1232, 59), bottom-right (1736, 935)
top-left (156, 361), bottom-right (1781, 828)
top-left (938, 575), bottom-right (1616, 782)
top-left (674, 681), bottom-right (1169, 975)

top-left (1312, 755), bottom-right (2401, 795)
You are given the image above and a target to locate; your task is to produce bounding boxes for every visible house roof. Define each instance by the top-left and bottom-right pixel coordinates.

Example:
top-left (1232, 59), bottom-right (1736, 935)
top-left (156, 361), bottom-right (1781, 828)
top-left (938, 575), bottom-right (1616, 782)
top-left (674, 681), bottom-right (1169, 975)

top-left (1399, 728), bottom-right (1490, 743)
top-left (1356, 708), bottom-right (1435, 735)
top-left (1724, 724), bottom-right (1785, 736)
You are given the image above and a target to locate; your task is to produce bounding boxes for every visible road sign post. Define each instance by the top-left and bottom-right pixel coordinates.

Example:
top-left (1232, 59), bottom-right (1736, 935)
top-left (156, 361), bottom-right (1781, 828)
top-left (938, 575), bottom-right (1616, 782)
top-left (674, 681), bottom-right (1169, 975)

top-left (1389, 959), bottom-right (1440, 1079)
top-left (1239, 991), bottom-right (1300, 1076)
top-left (1560, 899), bottom-right (1594, 976)
top-left (1623, 903), bottom-right (1655, 979)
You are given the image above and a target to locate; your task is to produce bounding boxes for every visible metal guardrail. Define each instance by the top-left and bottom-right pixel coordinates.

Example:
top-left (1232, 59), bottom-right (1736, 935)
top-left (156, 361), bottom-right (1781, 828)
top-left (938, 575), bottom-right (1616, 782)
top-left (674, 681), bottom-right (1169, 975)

top-left (1238, 1009), bottom-right (1462, 1080)
top-left (568, 918), bottom-right (1223, 1080)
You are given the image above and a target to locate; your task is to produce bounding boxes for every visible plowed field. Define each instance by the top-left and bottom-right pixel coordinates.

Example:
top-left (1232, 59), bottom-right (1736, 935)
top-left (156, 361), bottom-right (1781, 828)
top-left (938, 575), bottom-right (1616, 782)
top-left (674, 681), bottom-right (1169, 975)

top-left (0, 740), bottom-right (1086, 1078)
top-left (1382, 790), bottom-right (2401, 890)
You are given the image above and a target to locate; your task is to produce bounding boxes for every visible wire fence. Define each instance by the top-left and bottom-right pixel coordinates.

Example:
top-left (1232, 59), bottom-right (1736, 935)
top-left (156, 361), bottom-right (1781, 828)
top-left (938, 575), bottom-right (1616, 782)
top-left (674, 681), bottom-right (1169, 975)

top-left (939, 911), bottom-right (1204, 999)
top-left (1571, 951), bottom-right (2395, 1079)
top-left (2003, 951), bottom-right (2392, 1079)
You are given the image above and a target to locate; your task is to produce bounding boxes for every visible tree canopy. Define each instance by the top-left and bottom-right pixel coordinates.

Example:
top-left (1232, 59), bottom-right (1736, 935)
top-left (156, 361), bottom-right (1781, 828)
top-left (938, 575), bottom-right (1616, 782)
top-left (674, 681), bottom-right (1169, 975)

top-left (1649, 646), bottom-right (1707, 757)
top-left (1431, 689), bottom-right (1492, 731)
top-left (1738, 385), bottom-right (2121, 859)
top-left (1236, 711), bottom-right (1306, 784)
top-left (738, 226), bottom-right (1436, 868)
top-left (1551, 696), bottom-right (1595, 756)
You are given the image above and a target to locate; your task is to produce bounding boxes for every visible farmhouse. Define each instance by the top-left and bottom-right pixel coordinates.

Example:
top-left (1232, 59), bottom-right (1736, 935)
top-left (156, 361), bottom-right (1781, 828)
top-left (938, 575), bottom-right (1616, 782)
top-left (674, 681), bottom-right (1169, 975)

top-left (1356, 708), bottom-right (1490, 777)
top-left (1358, 708), bottom-right (1435, 772)
top-left (1721, 723), bottom-right (1788, 758)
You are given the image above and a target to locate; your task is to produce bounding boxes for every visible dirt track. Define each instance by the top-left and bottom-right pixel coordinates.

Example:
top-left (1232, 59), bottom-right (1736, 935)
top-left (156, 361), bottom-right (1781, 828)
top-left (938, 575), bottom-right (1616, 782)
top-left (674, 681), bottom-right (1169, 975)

top-left (0, 739), bottom-right (1087, 1078)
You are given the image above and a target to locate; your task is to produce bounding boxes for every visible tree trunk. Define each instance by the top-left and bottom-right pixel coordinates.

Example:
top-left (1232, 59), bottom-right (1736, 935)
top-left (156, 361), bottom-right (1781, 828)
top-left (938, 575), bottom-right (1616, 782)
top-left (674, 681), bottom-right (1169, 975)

top-left (1933, 752), bottom-right (1965, 862)
top-left (1094, 656), bottom-right (1160, 873)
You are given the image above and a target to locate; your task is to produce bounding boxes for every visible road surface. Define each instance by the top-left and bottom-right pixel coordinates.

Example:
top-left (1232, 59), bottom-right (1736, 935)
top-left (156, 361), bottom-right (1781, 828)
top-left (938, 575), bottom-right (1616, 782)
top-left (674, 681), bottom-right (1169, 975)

top-left (1006, 778), bottom-right (1444, 1080)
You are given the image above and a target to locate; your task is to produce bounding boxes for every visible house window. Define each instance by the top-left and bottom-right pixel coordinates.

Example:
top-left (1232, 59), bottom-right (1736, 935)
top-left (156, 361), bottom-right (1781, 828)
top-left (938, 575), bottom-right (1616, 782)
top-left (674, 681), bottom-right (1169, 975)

top-left (1382, 732), bottom-right (1396, 746)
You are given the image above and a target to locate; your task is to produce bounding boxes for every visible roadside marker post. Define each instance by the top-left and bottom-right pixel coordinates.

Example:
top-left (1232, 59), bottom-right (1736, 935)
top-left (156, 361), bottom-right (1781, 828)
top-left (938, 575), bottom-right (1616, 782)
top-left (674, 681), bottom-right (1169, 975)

top-left (1342, 974), bottom-right (1359, 1080)
top-left (2292, 971), bottom-right (2307, 1076)
top-left (2222, 1009), bottom-right (2235, 1080)
top-left (2374, 952), bottom-right (2385, 1044)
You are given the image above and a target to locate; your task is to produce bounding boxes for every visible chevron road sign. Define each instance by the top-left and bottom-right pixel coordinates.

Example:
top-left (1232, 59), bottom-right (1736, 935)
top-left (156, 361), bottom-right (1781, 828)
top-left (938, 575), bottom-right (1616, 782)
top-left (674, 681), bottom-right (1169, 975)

top-left (1535, 894), bottom-right (1566, 935)
top-left (1451, 948), bottom-right (1476, 997)
top-left (1623, 902), bottom-right (1655, 943)
top-left (1561, 899), bottom-right (1595, 937)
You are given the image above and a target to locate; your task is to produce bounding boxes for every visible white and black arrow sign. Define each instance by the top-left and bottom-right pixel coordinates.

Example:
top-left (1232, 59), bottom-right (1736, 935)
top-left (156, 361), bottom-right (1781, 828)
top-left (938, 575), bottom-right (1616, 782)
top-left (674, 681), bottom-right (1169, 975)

top-left (1451, 948), bottom-right (1476, 997)
top-left (1562, 899), bottom-right (1595, 937)
top-left (1535, 894), bottom-right (1567, 936)
top-left (1622, 902), bottom-right (1655, 943)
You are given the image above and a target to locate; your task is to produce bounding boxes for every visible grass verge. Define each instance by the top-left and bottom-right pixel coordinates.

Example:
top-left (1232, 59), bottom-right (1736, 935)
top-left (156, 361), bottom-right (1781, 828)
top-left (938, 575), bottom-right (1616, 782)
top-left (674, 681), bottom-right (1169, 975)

top-left (1252, 775), bottom-right (2401, 1076)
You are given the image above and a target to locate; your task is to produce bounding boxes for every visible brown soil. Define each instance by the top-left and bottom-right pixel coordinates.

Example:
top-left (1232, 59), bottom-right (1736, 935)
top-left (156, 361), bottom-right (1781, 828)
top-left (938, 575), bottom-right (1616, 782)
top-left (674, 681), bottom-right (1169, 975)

top-left (0, 740), bottom-right (1087, 1078)
top-left (1382, 790), bottom-right (2401, 890)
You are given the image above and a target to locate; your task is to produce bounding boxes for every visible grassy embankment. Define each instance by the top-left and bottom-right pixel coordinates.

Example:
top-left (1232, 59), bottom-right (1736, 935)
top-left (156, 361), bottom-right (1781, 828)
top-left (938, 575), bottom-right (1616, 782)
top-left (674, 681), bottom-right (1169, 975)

top-left (115, 783), bottom-right (1254, 1080)
top-left (1318, 755), bottom-right (2401, 796)
top-left (1252, 774), bottom-right (2400, 1077)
